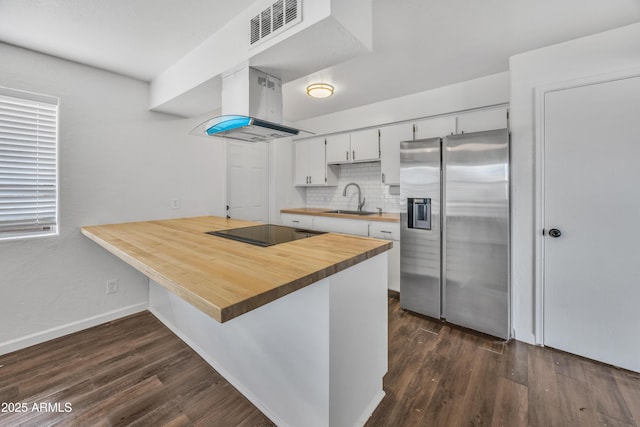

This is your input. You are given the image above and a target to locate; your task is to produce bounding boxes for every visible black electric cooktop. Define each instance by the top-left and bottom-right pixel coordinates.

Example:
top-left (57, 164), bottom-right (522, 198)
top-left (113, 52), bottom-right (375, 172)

top-left (207, 224), bottom-right (326, 247)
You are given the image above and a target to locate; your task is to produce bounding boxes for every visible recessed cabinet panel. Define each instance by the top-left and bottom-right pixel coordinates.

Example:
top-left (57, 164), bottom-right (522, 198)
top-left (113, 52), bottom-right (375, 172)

top-left (326, 133), bottom-right (351, 164)
top-left (350, 128), bottom-right (380, 162)
top-left (456, 107), bottom-right (508, 134)
top-left (414, 116), bottom-right (456, 140)
top-left (294, 140), bottom-right (310, 186)
top-left (380, 123), bottom-right (413, 185)
top-left (308, 137), bottom-right (327, 185)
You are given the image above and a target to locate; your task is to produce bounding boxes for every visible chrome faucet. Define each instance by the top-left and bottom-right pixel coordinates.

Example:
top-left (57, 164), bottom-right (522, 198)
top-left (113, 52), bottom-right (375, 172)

top-left (343, 182), bottom-right (366, 212)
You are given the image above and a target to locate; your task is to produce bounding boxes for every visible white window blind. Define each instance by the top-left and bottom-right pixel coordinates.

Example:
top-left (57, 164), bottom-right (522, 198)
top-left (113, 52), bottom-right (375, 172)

top-left (0, 87), bottom-right (58, 239)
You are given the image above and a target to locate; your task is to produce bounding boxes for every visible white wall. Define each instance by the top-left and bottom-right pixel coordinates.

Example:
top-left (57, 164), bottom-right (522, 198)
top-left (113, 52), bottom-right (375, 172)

top-left (292, 72), bottom-right (509, 135)
top-left (509, 23), bottom-right (640, 344)
top-left (0, 43), bottom-right (225, 354)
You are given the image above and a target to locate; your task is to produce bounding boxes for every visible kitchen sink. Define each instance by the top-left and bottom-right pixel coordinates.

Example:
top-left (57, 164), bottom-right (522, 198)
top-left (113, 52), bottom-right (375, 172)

top-left (326, 210), bottom-right (377, 216)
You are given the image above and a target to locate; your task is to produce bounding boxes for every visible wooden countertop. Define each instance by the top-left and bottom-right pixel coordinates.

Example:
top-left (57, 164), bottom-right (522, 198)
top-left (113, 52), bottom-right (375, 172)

top-left (81, 216), bottom-right (392, 323)
top-left (281, 208), bottom-right (400, 223)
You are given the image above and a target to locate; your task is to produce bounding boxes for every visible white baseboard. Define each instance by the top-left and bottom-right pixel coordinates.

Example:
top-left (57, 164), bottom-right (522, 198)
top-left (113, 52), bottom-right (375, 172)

top-left (0, 302), bottom-right (148, 356)
top-left (356, 389), bottom-right (386, 427)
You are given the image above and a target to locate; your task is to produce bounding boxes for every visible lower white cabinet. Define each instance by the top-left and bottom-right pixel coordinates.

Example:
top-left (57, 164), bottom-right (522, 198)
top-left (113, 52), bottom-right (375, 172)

top-left (369, 222), bottom-right (400, 292)
top-left (281, 213), bottom-right (313, 229)
top-left (312, 216), bottom-right (369, 237)
top-left (280, 213), bottom-right (400, 290)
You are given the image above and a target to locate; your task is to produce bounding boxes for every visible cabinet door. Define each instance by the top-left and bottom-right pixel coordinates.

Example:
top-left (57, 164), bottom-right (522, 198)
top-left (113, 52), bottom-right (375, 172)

top-left (414, 116), bottom-right (456, 139)
top-left (294, 141), bottom-right (309, 186)
top-left (281, 213), bottom-right (313, 229)
top-left (326, 133), bottom-right (351, 164)
top-left (456, 107), bottom-right (508, 134)
top-left (312, 217), bottom-right (369, 236)
top-left (369, 222), bottom-right (400, 241)
top-left (350, 128), bottom-right (380, 162)
top-left (380, 123), bottom-right (412, 185)
top-left (307, 137), bottom-right (327, 185)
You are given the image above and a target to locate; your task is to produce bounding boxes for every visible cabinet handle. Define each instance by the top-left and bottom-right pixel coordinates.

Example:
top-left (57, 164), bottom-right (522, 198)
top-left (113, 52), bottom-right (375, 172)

top-left (309, 176), bottom-right (312, 184)
top-left (292, 220), bottom-right (300, 223)
top-left (352, 150), bottom-right (356, 161)
top-left (382, 172), bottom-right (385, 183)
top-left (381, 230), bottom-right (392, 234)
top-left (346, 151), bottom-right (349, 161)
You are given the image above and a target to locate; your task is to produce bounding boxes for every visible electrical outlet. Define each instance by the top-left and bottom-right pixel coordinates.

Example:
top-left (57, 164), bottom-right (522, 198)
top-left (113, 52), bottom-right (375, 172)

top-left (171, 199), bottom-right (180, 209)
top-left (106, 279), bottom-right (119, 294)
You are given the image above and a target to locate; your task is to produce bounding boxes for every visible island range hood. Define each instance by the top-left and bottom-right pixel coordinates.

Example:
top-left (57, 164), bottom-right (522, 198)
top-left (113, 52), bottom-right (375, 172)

top-left (190, 66), bottom-right (301, 142)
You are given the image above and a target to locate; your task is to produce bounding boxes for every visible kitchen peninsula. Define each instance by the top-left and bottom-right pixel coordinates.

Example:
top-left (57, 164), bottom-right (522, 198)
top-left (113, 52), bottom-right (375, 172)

top-left (81, 216), bottom-right (391, 427)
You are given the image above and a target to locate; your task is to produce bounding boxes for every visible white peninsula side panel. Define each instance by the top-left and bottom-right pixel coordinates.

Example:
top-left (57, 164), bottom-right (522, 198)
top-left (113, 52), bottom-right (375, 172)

top-left (148, 253), bottom-right (388, 427)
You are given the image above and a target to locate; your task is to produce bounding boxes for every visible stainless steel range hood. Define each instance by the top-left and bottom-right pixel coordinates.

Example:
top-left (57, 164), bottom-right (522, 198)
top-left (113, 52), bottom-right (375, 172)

top-left (190, 66), bottom-right (301, 142)
top-left (190, 115), bottom-right (299, 142)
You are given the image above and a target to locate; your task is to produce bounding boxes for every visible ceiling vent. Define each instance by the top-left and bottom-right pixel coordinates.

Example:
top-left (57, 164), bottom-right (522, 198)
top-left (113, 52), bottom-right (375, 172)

top-left (250, 0), bottom-right (302, 47)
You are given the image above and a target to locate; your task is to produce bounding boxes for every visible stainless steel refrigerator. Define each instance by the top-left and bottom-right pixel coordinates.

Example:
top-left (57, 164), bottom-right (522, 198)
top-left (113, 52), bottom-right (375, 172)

top-left (399, 128), bottom-right (510, 339)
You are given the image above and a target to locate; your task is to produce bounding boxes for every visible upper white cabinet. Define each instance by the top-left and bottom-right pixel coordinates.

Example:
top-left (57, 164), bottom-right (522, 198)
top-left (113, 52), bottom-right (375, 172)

top-left (325, 133), bottom-right (351, 164)
top-left (326, 129), bottom-right (380, 164)
top-left (379, 123), bottom-right (413, 186)
top-left (456, 107), bottom-right (508, 134)
top-left (294, 138), bottom-right (337, 186)
top-left (294, 105), bottom-right (508, 187)
top-left (350, 128), bottom-right (380, 162)
top-left (414, 115), bottom-right (456, 140)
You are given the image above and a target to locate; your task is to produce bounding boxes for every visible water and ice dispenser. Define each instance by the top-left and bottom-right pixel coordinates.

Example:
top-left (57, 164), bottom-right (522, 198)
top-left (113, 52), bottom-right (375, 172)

top-left (407, 198), bottom-right (431, 230)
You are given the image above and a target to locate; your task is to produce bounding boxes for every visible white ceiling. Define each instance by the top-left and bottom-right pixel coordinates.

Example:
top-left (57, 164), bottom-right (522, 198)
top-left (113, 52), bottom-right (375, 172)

top-left (1, 0), bottom-right (639, 122)
top-left (0, 0), bottom-right (255, 81)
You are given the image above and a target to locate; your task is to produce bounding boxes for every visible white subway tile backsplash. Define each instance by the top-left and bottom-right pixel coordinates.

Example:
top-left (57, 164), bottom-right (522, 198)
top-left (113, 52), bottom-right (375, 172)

top-left (306, 162), bottom-right (400, 213)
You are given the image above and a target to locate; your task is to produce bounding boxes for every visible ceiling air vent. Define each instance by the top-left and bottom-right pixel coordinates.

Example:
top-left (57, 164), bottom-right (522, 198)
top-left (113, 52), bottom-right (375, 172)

top-left (250, 0), bottom-right (301, 47)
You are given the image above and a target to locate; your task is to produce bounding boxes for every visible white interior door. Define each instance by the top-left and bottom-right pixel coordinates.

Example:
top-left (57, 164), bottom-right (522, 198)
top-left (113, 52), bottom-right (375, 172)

top-left (543, 75), bottom-right (640, 372)
top-left (226, 141), bottom-right (269, 222)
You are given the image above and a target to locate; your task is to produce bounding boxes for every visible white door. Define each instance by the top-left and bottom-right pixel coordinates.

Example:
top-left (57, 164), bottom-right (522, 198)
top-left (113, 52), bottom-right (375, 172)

top-left (226, 141), bottom-right (269, 222)
top-left (543, 75), bottom-right (640, 372)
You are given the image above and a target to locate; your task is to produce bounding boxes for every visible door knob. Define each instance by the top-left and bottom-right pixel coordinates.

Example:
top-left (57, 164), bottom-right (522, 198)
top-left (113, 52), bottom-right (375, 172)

top-left (549, 228), bottom-right (562, 238)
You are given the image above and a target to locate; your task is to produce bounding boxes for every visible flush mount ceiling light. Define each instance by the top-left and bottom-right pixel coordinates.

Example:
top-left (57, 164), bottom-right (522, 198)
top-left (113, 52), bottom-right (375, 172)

top-left (306, 83), bottom-right (334, 98)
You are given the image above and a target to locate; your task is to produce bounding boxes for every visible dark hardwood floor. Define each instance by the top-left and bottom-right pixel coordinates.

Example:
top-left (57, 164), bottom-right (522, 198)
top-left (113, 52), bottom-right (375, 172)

top-left (1, 298), bottom-right (638, 426)
top-left (369, 298), bottom-right (640, 427)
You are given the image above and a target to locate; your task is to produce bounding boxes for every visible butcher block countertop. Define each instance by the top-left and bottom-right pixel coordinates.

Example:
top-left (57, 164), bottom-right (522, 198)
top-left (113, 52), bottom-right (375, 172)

top-left (281, 207), bottom-right (400, 223)
top-left (81, 216), bottom-right (392, 323)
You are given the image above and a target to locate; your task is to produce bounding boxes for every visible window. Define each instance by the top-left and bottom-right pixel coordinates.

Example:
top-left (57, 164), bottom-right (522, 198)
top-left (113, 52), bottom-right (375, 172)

top-left (0, 87), bottom-right (58, 240)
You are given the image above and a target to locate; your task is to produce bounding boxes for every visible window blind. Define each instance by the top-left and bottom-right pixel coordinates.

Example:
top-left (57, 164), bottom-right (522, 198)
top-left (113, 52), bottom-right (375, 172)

top-left (0, 88), bottom-right (58, 238)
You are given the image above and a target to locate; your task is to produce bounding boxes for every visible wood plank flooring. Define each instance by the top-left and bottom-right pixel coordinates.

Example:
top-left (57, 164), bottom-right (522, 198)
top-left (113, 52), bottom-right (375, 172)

top-left (1, 297), bottom-right (638, 426)
top-left (369, 298), bottom-right (640, 427)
